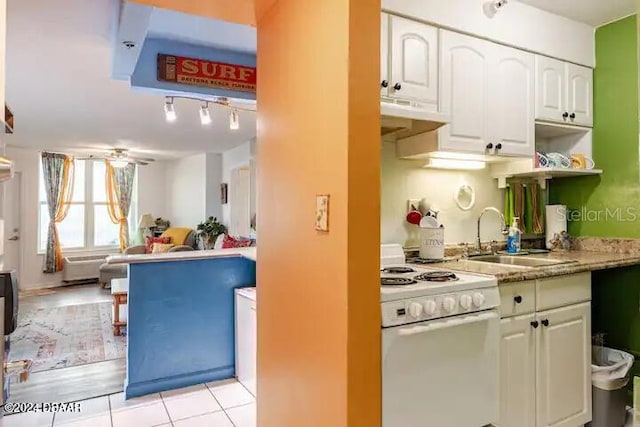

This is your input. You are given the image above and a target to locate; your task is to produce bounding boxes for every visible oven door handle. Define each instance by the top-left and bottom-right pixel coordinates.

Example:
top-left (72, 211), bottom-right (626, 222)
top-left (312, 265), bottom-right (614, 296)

top-left (397, 311), bottom-right (498, 336)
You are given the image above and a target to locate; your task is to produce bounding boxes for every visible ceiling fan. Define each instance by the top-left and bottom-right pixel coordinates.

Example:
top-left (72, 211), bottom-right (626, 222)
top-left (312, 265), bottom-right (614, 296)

top-left (78, 148), bottom-right (156, 167)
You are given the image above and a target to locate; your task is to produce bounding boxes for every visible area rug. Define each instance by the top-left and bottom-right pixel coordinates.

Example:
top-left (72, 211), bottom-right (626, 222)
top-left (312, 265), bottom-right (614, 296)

top-left (8, 302), bottom-right (126, 372)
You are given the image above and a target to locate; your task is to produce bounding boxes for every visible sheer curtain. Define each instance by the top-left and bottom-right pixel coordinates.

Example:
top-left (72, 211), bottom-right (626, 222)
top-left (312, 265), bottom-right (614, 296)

top-left (41, 152), bottom-right (75, 273)
top-left (105, 160), bottom-right (136, 251)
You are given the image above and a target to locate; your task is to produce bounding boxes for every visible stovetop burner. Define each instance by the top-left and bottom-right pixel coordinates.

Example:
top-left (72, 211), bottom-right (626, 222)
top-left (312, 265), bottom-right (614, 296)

top-left (414, 271), bottom-right (459, 282)
top-left (381, 266), bottom-right (416, 274)
top-left (381, 277), bottom-right (417, 286)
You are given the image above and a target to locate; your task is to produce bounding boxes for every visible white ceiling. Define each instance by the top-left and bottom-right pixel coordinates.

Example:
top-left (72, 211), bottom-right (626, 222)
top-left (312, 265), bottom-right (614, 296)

top-left (519, 0), bottom-right (635, 27)
top-left (5, 0), bottom-right (257, 159)
top-left (147, 8), bottom-right (256, 52)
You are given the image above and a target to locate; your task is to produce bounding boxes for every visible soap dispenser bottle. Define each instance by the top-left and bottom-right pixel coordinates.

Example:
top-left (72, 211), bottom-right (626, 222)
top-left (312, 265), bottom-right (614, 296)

top-left (506, 217), bottom-right (522, 254)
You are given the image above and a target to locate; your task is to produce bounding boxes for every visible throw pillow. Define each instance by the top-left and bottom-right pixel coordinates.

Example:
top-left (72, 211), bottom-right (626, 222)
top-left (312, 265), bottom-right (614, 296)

top-left (145, 236), bottom-right (171, 254)
top-left (151, 243), bottom-right (175, 254)
top-left (222, 234), bottom-right (252, 249)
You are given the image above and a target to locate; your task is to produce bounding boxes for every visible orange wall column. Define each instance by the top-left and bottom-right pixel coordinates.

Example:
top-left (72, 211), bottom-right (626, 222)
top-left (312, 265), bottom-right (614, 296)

top-left (255, 0), bottom-right (380, 426)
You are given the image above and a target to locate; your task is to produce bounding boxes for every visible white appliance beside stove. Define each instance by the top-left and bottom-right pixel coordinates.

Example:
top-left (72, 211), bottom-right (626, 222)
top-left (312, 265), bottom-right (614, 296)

top-left (381, 244), bottom-right (499, 427)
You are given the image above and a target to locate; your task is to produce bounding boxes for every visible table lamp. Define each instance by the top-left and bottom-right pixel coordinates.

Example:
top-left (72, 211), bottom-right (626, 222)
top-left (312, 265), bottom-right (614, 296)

top-left (138, 214), bottom-right (155, 239)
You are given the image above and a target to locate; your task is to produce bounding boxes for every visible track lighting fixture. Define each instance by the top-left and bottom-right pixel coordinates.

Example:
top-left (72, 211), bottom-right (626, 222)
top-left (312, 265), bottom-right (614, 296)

top-left (230, 110), bottom-right (240, 130)
top-left (164, 97), bottom-right (177, 122)
top-left (199, 103), bottom-right (212, 125)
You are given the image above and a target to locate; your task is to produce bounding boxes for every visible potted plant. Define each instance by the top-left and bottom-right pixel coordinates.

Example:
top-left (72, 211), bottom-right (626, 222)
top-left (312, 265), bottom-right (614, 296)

top-left (196, 217), bottom-right (227, 249)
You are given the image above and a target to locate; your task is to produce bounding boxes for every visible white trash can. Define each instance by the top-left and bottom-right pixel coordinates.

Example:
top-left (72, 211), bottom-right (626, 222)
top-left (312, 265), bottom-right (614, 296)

top-left (588, 346), bottom-right (634, 427)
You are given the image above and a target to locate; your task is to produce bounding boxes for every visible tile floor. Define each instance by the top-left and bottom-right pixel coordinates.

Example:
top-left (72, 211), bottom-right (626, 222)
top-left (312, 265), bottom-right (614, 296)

top-left (0, 379), bottom-right (256, 427)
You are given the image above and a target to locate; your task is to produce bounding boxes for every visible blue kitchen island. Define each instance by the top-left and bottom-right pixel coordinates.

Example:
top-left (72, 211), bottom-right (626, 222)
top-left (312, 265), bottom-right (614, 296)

top-left (107, 248), bottom-right (256, 398)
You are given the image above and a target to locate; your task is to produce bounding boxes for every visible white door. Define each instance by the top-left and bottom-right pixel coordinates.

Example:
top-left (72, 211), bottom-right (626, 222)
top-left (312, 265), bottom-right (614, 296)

top-left (389, 15), bottom-right (438, 109)
top-left (566, 63), bottom-right (593, 127)
top-left (380, 13), bottom-right (389, 97)
top-left (382, 311), bottom-right (499, 427)
top-left (229, 166), bottom-right (251, 237)
top-left (439, 30), bottom-right (491, 154)
top-left (535, 56), bottom-right (567, 124)
top-left (499, 314), bottom-right (536, 427)
top-left (536, 302), bottom-right (591, 427)
top-left (3, 172), bottom-right (21, 283)
top-left (488, 45), bottom-right (535, 157)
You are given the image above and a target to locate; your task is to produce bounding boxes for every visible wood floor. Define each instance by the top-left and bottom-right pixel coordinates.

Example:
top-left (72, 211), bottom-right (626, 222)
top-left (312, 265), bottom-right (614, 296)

top-left (10, 283), bottom-right (125, 403)
top-left (9, 358), bottom-right (125, 403)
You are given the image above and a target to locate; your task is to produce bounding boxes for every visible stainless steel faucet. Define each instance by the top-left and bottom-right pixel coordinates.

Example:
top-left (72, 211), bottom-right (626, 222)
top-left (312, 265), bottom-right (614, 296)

top-left (477, 207), bottom-right (509, 252)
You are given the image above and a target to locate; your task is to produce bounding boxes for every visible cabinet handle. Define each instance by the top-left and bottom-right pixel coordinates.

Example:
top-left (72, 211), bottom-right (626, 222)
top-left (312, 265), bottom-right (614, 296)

top-left (541, 319), bottom-right (550, 327)
top-left (486, 143), bottom-right (493, 150)
top-left (562, 112), bottom-right (569, 120)
top-left (393, 82), bottom-right (402, 91)
top-left (570, 113), bottom-right (576, 120)
top-left (514, 295), bottom-right (523, 304)
top-left (495, 143), bottom-right (502, 150)
top-left (530, 321), bottom-right (539, 329)
top-left (381, 80), bottom-right (389, 88)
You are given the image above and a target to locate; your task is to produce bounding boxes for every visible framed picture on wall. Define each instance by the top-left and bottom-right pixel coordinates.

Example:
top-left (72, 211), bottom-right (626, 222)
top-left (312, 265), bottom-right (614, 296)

top-left (221, 183), bottom-right (228, 205)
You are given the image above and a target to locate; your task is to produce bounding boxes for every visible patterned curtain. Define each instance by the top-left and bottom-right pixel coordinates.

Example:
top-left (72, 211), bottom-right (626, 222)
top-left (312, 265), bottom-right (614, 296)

top-left (105, 160), bottom-right (136, 251)
top-left (41, 152), bottom-right (75, 273)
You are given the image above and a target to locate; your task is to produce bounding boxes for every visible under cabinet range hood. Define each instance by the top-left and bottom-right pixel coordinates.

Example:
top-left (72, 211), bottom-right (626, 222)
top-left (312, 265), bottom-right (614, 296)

top-left (0, 157), bottom-right (14, 182)
top-left (380, 99), bottom-right (449, 140)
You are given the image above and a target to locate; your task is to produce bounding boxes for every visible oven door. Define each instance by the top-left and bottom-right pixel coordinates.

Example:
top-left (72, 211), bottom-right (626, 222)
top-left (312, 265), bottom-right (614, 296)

top-left (382, 310), bottom-right (499, 427)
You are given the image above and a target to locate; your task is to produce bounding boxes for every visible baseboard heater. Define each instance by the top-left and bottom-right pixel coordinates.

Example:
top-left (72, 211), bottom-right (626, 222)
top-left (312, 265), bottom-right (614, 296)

top-left (62, 255), bottom-right (107, 284)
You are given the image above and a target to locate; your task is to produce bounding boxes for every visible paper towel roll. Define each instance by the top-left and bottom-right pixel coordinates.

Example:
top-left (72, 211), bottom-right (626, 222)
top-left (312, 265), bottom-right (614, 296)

top-left (545, 205), bottom-right (567, 249)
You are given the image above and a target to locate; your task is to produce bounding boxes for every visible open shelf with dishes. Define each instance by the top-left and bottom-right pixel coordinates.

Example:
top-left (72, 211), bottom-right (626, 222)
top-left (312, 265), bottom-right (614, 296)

top-left (491, 122), bottom-right (601, 188)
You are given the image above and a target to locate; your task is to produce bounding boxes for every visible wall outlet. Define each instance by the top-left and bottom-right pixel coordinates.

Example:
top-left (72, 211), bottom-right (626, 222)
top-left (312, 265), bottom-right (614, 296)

top-left (407, 199), bottom-right (420, 214)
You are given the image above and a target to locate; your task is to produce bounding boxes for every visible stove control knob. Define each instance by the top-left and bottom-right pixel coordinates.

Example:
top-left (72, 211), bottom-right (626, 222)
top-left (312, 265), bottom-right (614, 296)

top-left (408, 302), bottom-right (423, 318)
top-left (460, 294), bottom-right (473, 310)
top-left (442, 297), bottom-right (457, 313)
top-left (472, 292), bottom-right (486, 307)
top-left (423, 299), bottom-right (437, 315)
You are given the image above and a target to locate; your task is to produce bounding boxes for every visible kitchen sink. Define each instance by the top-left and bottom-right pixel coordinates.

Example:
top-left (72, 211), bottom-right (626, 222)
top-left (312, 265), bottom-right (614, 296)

top-left (469, 255), bottom-right (576, 268)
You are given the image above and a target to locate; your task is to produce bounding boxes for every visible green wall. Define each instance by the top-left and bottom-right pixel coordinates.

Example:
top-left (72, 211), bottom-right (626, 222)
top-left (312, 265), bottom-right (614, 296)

top-left (549, 15), bottom-right (640, 237)
top-left (551, 16), bottom-right (640, 397)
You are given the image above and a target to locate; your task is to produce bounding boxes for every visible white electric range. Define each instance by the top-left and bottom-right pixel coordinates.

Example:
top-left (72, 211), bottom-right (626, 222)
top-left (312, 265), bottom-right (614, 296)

top-left (380, 244), bottom-right (500, 427)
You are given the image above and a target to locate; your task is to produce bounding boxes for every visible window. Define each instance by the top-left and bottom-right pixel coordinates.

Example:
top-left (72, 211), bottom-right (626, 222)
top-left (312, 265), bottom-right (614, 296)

top-left (38, 160), bottom-right (137, 252)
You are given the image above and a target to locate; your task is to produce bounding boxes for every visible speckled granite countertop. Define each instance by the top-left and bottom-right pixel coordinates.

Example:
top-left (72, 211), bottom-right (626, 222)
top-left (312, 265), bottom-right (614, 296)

top-left (416, 251), bottom-right (640, 284)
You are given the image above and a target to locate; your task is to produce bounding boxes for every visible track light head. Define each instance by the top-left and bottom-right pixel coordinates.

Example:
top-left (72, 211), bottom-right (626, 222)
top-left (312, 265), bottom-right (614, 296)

top-left (199, 104), bottom-right (212, 125)
top-left (164, 97), bottom-right (176, 122)
top-left (229, 110), bottom-right (239, 130)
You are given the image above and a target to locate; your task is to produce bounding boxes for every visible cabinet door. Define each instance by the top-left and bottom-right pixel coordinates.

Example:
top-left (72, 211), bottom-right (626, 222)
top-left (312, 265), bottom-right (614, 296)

top-left (380, 13), bottom-right (389, 97)
top-left (488, 45), bottom-right (535, 157)
top-left (499, 315), bottom-right (536, 427)
top-left (535, 56), bottom-right (567, 124)
top-left (389, 15), bottom-right (438, 109)
top-left (567, 63), bottom-right (593, 127)
top-left (536, 302), bottom-right (591, 427)
top-left (439, 30), bottom-right (490, 153)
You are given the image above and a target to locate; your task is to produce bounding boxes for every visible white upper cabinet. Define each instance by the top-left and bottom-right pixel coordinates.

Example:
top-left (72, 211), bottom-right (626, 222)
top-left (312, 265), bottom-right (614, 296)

top-left (567, 63), bottom-right (593, 127)
top-left (535, 55), bottom-right (593, 127)
top-left (488, 45), bottom-right (535, 157)
top-left (535, 56), bottom-right (567, 125)
top-left (536, 302), bottom-right (591, 427)
top-left (380, 13), bottom-right (389, 97)
top-left (440, 30), bottom-right (534, 157)
top-left (380, 14), bottom-right (439, 110)
top-left (439, 30), bottom-right (490, 153)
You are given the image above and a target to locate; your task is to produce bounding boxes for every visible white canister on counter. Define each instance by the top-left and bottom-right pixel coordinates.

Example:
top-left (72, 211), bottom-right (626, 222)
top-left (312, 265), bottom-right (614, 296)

top-left (419, 226), bottom-right (445, 260)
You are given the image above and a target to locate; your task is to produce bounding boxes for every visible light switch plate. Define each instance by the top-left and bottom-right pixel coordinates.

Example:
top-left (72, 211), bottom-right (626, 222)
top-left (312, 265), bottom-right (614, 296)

top-left (315, 194), bottom-right (329, 232)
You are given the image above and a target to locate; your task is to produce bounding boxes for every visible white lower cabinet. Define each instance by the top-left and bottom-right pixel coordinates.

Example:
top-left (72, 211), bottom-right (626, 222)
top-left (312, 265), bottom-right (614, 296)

top-left (500, 314), bottom-right (536, 427)
top-left (536, 302), bottom-right (591, 427)
top-left (498, 275), bottom-right (592, 427)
